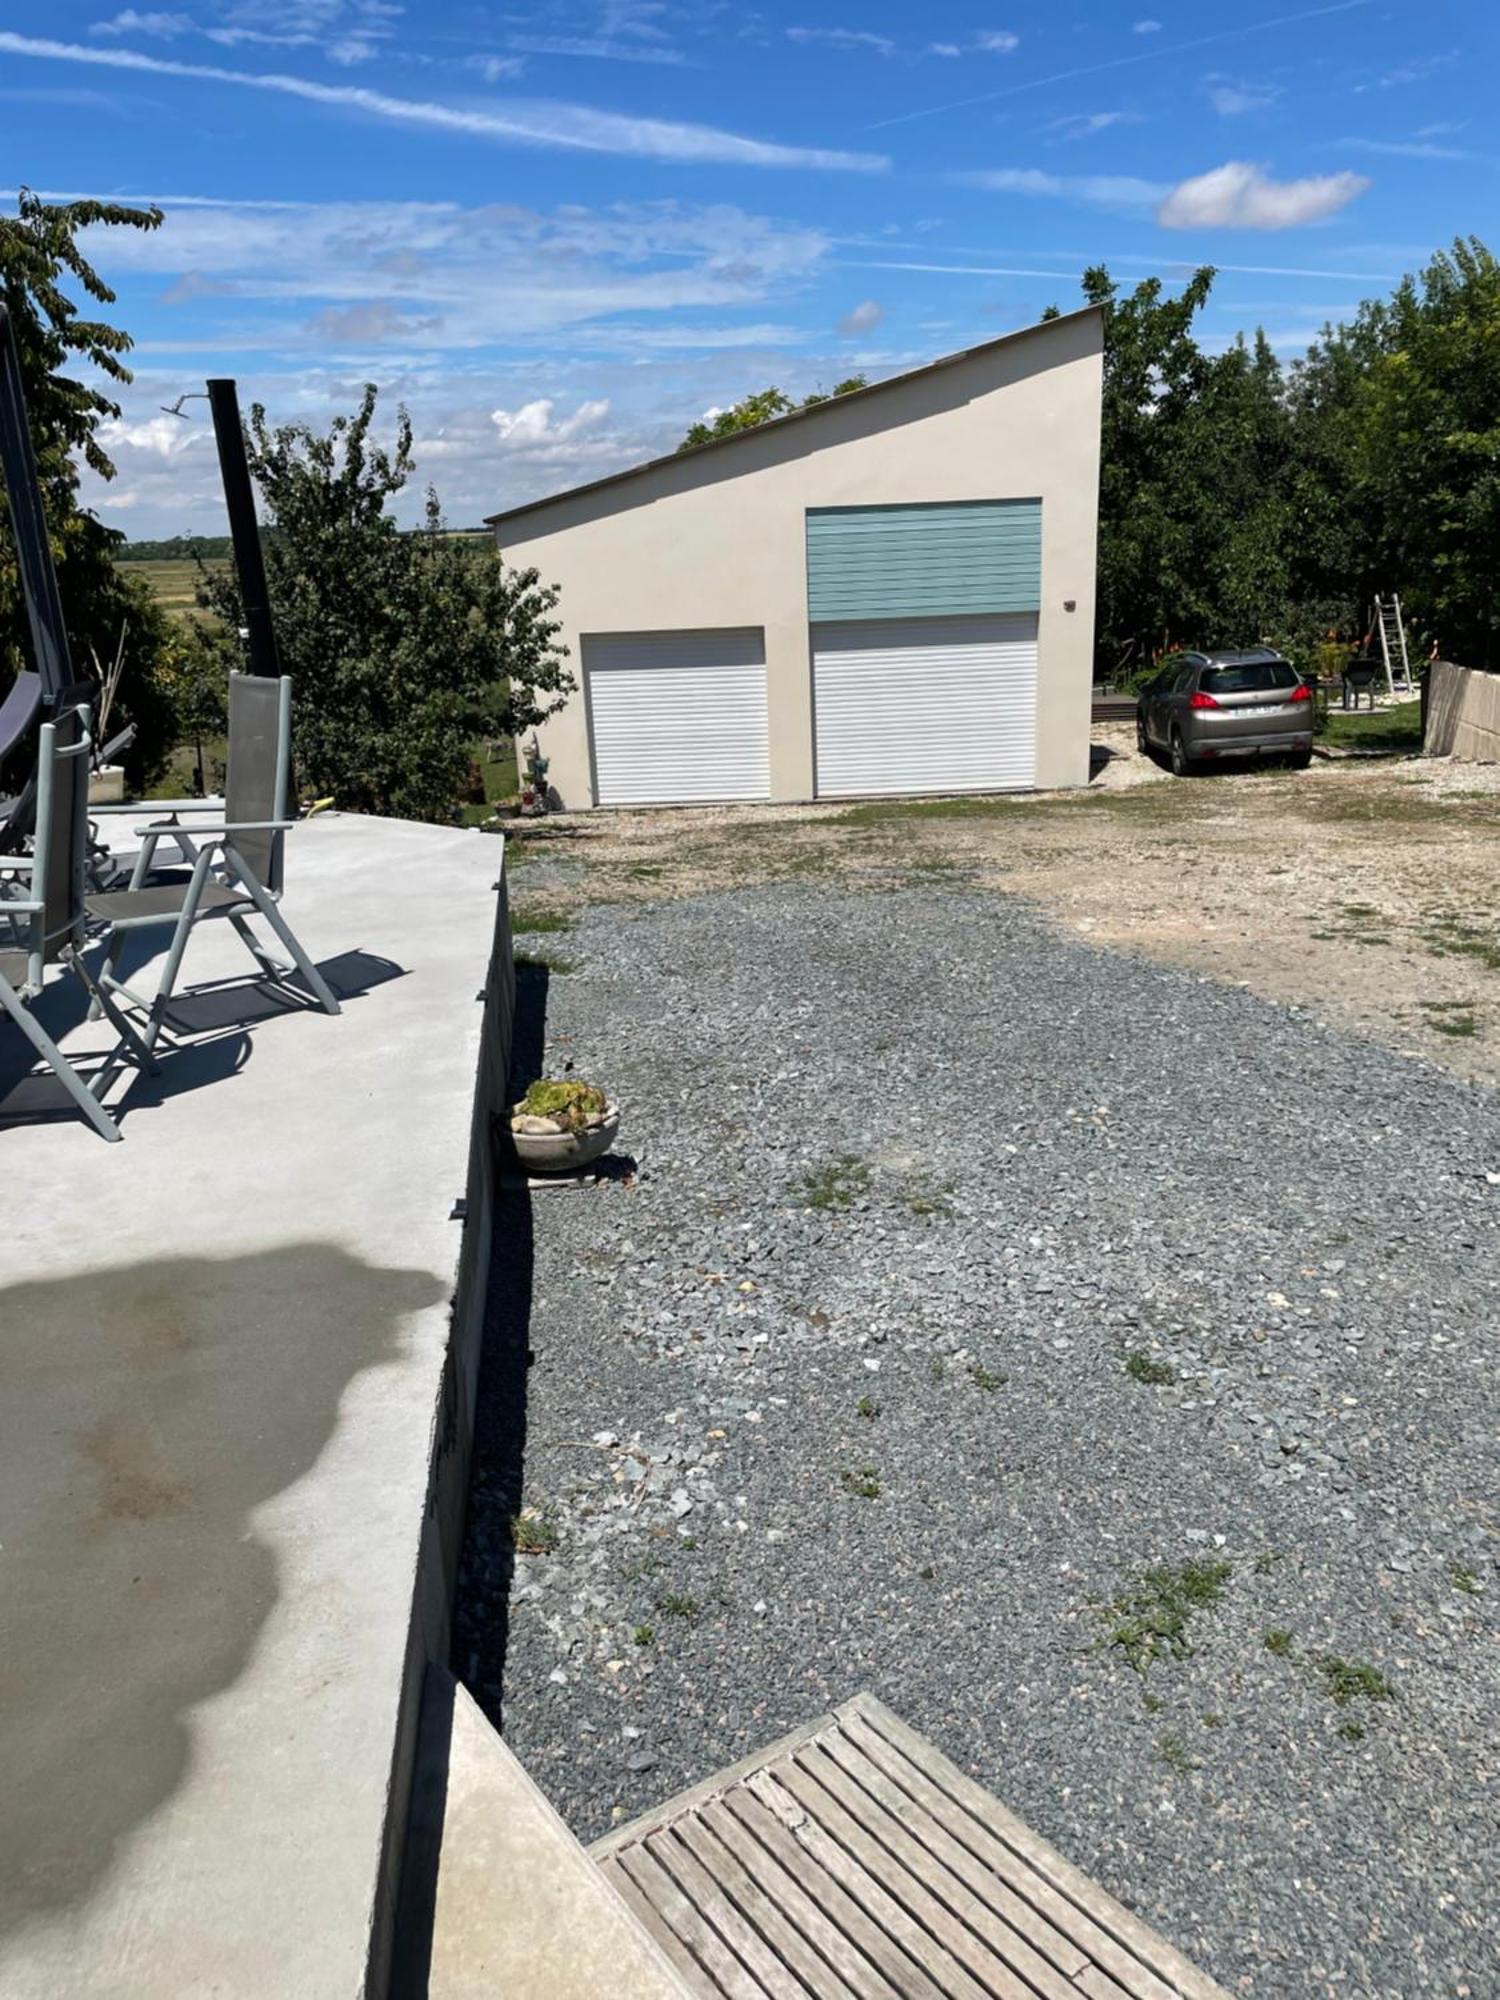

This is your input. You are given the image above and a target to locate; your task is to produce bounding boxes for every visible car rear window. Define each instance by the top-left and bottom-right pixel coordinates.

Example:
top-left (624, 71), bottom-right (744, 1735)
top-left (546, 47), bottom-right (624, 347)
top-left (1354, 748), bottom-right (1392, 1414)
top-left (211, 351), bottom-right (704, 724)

top-left (1201, 662), bottom-right (1298, 695)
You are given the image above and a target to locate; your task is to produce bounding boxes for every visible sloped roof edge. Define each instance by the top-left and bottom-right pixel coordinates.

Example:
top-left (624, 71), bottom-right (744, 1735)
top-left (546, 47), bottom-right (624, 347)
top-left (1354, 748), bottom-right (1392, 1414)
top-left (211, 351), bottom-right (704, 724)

top-left (484, 303), bottom-right (1102, 532)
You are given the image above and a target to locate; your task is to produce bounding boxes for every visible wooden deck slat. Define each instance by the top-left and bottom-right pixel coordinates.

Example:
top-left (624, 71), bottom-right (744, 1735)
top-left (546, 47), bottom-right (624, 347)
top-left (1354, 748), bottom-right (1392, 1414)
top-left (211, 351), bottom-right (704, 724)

top-left (681, 1806), bottom-right (866, 2000)
top-left (616, 1842), bottom-right (773, 2000)
top-left (595, 1694), bottom-right (1234, 2000)
top-left (655, 1826), bottom-right (817, 1999)
top-left (720, 1787), bottom-right (944, 2000)
top-left (793, 1743), bottom-right (1049, 2000)
top-left (745, 1769), bottom-right (970, 2000)
top-left (696, 1799), bottom-right (890, 2000)
top-left (834, 1708), bottom-right (1171, 2000)
top-left (767, 1760), bottom-right (1019, 2000)
top-left (818, 1726), bottom-right (1085, 1998)
top-left (842, 1701), bottom-right (1208, 2000)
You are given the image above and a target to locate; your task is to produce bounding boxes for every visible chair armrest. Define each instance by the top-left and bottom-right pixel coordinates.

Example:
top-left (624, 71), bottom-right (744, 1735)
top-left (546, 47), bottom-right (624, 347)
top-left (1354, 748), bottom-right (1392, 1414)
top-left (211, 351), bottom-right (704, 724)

top-left (131, 818), bottom-right (298, 838)
top-left (94, 797), bottom-right (224, 816)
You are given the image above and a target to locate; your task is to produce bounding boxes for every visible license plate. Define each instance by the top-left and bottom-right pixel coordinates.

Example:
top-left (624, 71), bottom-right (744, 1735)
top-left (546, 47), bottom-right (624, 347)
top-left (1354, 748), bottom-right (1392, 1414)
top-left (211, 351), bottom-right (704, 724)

top-left (1237, 704), bottom-right (1279, 717)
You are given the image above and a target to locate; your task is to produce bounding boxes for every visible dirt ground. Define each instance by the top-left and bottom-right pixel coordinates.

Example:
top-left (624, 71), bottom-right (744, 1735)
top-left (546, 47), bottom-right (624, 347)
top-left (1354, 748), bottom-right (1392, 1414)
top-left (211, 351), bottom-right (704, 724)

top-left (504, 728), bottom-right (1500, 1086)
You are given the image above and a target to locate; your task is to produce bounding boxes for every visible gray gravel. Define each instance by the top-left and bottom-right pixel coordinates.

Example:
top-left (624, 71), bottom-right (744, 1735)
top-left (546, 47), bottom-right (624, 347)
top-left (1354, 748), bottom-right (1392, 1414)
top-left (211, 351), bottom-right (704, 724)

top-left (455, 880), bottom-right (1500, 2000)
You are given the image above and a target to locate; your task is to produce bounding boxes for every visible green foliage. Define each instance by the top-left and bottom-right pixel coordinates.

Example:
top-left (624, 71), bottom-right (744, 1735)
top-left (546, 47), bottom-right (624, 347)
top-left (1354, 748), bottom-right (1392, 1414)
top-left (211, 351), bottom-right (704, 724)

top-left (517, 1079), bottom-right (607, 1130)
top-left (0, 188), bottom-right (182, 787)
top-left (794, 1155), bottom-right (871, 1209)
top-left (1313, 1654), bottom-right (1394, 1707)
top-left (116, 534), bottom-right (236, 564)
top-left (839, 1466), bottom-right (881, 1499)
top-left (679, 376), bottom-right (868, 450)
top-left (1102, 1559), bottom-right (1233, 1673)
top-left (196, 384), bottom-right (572, 822)
top-left (1123, 1351), bottom-right (1176, 1385)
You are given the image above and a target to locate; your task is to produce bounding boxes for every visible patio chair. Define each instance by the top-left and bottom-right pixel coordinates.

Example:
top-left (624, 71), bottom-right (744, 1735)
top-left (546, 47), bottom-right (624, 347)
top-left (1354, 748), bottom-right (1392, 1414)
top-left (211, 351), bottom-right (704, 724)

top-left (86, 673), bottom-right (340, 1055)
top-left (0, 705), bottom-right (157, 1142)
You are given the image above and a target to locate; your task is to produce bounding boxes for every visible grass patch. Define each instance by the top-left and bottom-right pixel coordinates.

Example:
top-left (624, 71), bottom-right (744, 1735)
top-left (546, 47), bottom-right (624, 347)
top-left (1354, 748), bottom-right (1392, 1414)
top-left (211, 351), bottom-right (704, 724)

top-left (1156, 1732), bottom-right (1195, 1774)
top-left (1123, 1350), bottom-right (1176, 1386)
top-left (839, 1466), bottom-right (881, 1500)
top-left (1431, 1013), bottom-right (1479, 1039)
top-left (514, 950), bottom-right (575, 975)
top-left (656, 1592), bottom-right (700, 1620)
top-left (905, 1176), bottom-right (955, 1218)
top-left (1313, 1654), bottom-right (1394, 1708)
top-left (632, 1624), bottom-right (654, 1647)
top-left (1421, 916), bottom-right (1500, 975)
top-left (968, 1362), bottom-right (1005, 1393)
top-left (794, 1155), bottom-right (872, 1210)
top-left (1448, 1561), bottom-right (1481, 1595)
top-left (511, 904), bottom-right (576, 934)
top-left (857, 1394), bottom-right (880, 1420)
top-left (1102, 1559), bottom-right (1233, 1674)
top-left (509, 1507), bottom-right (559, 1555)
top-left (1319, 699), bottom-right (1422, 754)
top-left (1263, 1627), bottom-right (1294, 1657)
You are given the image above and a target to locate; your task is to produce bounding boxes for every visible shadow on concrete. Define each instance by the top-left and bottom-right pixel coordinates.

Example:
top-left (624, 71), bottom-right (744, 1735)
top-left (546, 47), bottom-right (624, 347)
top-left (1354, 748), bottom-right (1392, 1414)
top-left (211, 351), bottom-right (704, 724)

top-left (0, 1243), bottom-right (447, 1939)
top-left (0, 948), bottom-right (405, 1135)
top-left (451, 958), bottom-right (547, 1733)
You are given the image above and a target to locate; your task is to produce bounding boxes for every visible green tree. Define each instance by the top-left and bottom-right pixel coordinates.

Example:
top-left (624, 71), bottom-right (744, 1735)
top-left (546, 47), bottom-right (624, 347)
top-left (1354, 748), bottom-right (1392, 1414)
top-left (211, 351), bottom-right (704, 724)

top-left (0, 188), bottom-right (181, 786)
top-left (197, 386), bottom-right (572, 822)
top-left (678, 376), bottom-right (868, 450)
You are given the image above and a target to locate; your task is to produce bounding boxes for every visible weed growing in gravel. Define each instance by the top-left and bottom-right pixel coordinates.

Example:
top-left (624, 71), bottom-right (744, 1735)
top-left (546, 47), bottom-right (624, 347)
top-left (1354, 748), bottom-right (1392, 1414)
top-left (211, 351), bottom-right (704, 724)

top-left (857, 1395), bottom-right (880, 1420)
top-left (1314, 1655), bottom-right (1394, 1708)
top-left (1264, 1628), bottom-right (1294, 1657)
top-left (840, 1466), bottom-right (881, 1500)
top-left (514, 950), bottom-right (576, 975)
top-left (632, 1624), bottom-right (654, 1647)
top-left (1123, 1351), bottom-right (1176, 1386)
top-left (1337, 1720), bottom-right (1366, 1743)
top-left (1102, 1559), bottom-right (1233, 1673)
top-left (1431, 1013), bottom-right (1479, 1038)
top-left (1447, 1561), bottom-right (1481, 1594)
top-left (657, 1593), bottom-right (700, 1620)
top-left (905, 1176), bottom-right (955, 1218)
top-left (968, 1362), bottom-right (1005, 1392)
top-left (929, 1357), bottom-right (946, 1382)
top-left (1157, 1733), bottom-right (1195, 1774)
top-left (1141, 1692), bottom-right (1164, 1714)
top-left (509, 1507), bottom-right (559, 1554)
top-left (511, 905), bottom-right (576, 934)
top-left (1253, 1551), bottom-right (1286, 1575)
top-left (794, 1156), bottom-right (872, 1210)
top-left (1421, 915), bottom-right (1500, 974)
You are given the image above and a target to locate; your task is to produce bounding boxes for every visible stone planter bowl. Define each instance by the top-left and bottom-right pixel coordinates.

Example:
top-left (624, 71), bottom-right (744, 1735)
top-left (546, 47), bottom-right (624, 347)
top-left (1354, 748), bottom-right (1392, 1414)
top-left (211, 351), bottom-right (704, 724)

top-left (508, 1101), bottom-right (620, 1174)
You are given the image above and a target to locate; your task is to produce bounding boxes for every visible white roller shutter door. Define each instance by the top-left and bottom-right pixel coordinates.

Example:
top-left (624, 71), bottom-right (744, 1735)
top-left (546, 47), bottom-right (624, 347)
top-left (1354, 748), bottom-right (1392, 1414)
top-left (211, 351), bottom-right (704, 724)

top-left (813, 613), bottom-right (1038, 799)
top-left (584, 629), bottom-right (769, 806)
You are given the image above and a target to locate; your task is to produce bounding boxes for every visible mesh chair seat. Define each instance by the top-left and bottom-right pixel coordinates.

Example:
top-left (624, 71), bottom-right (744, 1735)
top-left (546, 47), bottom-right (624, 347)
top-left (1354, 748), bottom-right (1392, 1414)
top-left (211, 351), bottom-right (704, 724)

top-left (86, 880), bottom-right (250, 924)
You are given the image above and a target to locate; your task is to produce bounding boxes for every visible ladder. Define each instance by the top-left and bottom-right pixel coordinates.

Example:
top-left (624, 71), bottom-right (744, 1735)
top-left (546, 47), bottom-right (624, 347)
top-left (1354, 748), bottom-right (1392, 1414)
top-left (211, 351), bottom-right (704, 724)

top-left (1373, 594), bottom-right (1414, 698)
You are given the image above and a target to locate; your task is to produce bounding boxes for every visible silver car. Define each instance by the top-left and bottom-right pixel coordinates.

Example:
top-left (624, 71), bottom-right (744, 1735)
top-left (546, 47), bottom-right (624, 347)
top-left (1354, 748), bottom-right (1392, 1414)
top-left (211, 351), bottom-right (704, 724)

top-left (1137, 649), bottom-right (1314, 776)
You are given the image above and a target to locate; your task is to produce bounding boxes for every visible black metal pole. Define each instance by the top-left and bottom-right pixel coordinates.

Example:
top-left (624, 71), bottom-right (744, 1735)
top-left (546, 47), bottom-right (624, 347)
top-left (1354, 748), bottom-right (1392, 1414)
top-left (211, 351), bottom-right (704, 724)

top-left (0, 302), bottom-right (84, 708)
top-left (207, 378), bottom-right (279, 678)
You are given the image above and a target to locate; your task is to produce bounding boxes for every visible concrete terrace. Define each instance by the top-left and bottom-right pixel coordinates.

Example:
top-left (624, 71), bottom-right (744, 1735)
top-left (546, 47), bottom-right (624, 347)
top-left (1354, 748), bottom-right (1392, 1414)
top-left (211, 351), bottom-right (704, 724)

top-left (0, 812), bottom-right (513, 1997)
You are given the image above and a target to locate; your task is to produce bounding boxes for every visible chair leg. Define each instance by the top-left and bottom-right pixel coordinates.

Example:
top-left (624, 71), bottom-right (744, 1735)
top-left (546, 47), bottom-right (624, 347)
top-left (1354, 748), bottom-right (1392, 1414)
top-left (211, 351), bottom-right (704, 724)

top-left (136, 850), bottom-right (218, 1056)
top-left (0, 976), bottom-right (122, 1142)
top-left (221, 854), bottom-right (341, 1017)
top-left (66, 947), bottom-right (161, 1077)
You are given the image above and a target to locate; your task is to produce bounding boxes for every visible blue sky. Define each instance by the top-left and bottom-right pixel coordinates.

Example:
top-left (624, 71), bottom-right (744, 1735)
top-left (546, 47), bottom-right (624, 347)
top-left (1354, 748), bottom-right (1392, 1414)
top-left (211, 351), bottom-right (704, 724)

top-left (0, 0), bottom-right (1492, 534)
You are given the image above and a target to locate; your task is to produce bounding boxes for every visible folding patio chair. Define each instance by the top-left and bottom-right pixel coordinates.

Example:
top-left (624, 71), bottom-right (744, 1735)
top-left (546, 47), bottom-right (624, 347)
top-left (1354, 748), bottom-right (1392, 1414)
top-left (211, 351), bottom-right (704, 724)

top-left (86, 673), bottom-right (340, 1055)
top-left (0, 705), bottom-right (156, 1142)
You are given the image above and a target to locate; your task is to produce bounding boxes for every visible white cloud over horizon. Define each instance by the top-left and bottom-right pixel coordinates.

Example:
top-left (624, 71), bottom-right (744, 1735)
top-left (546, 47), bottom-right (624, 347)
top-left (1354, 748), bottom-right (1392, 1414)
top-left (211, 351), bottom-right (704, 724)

top-left (1157, 160), bottom-right (1370, 229)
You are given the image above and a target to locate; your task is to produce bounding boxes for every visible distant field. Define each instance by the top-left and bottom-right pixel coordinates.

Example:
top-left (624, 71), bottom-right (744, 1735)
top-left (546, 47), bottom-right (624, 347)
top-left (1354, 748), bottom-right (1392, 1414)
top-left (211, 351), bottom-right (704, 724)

top-left (116, 557), bottom-right (227, 621)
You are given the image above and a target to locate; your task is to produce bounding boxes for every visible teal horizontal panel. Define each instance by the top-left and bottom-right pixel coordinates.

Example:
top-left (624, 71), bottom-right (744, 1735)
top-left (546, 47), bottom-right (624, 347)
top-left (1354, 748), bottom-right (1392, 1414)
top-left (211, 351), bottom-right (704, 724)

top-left (806, 501), bottom-right (1042, 621)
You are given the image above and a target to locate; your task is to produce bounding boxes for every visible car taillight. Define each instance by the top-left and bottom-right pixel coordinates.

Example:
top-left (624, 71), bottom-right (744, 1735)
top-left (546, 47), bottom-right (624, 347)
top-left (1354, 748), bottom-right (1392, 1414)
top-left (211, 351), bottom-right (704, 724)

top-left (1189, 690), bottom-right (1221, 710)
top-left (1288, 682), bottom-right (1313, 704)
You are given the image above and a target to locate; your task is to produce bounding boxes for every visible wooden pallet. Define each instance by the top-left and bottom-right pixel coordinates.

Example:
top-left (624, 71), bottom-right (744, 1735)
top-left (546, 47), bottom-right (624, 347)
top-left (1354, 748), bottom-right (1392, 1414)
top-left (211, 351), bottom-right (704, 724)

top-left (592, 1694), bottom-right (1231, 2000)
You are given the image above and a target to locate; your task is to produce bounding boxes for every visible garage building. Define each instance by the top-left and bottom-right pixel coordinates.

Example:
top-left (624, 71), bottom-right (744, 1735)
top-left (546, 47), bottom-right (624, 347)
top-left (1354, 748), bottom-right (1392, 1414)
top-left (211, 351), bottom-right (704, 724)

top-left (487, 306), bottom-right (1103, 809)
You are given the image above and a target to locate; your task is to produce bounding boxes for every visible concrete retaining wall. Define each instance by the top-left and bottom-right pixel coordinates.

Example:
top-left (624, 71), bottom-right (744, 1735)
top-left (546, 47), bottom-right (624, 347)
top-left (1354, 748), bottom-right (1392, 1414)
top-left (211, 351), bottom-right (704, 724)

top-left (1425, 660), bottom-right (1500, 761)
top-left (371, 845), bottom-right (515, 1998)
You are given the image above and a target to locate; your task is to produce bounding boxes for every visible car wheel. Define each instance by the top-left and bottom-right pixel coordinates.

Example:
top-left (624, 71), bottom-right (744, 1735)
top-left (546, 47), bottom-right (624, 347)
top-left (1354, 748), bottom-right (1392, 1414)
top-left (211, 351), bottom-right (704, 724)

top-left (1170, 729), bottom-right (1194, 777)
top-left (1135, 710), bottom-right (1149, 753)
top-left (1288, 747), bottom-right (1312, 770)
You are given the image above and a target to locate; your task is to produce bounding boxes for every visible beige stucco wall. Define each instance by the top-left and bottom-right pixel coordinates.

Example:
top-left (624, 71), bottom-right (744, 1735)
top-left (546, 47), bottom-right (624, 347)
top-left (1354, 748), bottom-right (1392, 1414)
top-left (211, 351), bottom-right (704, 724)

top-left (495, 309), bottom-right (1104, 808)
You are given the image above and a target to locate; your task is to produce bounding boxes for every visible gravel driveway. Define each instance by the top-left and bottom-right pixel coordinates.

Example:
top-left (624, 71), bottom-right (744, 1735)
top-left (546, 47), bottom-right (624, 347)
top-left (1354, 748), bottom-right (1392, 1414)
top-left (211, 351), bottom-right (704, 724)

top-left (456, 879), bottom-right (1499, 2000)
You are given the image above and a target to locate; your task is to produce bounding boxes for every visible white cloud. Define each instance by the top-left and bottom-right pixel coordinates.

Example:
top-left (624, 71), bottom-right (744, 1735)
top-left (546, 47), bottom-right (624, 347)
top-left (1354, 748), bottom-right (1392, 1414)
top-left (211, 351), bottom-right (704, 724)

top-left (1206, 76), bottom-right (1279, 116)
top-left (975, 29), bottom-right (1019, 53)
top-left (505, 34), bottom-right (686, 66)
top-left (1156, 160), bottom-right (1370, 229)
top-left (0, 32), bottom-right (889, 170)
top-left (96, 411), bottom-right (203, 456)
top-left (926, 41), bottom-right (961, 56)
top-left (465, 53), bottom-right (526, 83)
top-left (786, 26), bottom-right (895, 56)
top-left (490, 397), bottom-right (614, 457)
top-left (1134, 18), bottom-right (1162, 32)
top-left (964, 167), bottom-right (1165, 210)
top-left (837, 298), bottom-right (884, 335)
top-left (1047, 109), bottom-right (1140, 138)
top-left (1357, 50), bottom-right (1458, 91)
top-left (91, 10), bottom-right (194, 35)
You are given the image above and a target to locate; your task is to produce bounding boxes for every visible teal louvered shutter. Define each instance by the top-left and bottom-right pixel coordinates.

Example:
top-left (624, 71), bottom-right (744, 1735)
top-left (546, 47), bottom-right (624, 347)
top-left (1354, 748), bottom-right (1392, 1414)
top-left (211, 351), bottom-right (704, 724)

top-left (805, 501), bottom-right (1041, 622)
